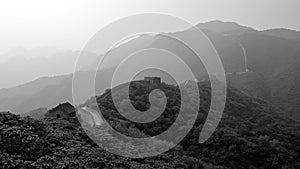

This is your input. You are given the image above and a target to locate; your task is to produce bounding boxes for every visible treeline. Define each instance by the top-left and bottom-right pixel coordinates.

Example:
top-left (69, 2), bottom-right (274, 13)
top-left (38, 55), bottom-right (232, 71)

top-left (0, 81), bottom-right (299, 168)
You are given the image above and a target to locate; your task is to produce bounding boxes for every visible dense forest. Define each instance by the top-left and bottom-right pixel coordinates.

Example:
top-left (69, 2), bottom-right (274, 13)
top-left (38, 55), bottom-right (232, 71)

top-left (1, 81), bottom-right (300, 168)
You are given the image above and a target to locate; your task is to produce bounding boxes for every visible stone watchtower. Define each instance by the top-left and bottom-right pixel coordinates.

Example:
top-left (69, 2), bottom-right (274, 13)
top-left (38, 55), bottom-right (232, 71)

top-left (144, 77), bottom-right (161, 85)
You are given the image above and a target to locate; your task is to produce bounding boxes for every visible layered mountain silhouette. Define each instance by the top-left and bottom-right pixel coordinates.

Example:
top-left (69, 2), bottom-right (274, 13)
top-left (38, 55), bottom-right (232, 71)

top-left (1, 20), bottom-right (300, 120)
top-left (0, 48), bottom-right (98, 88)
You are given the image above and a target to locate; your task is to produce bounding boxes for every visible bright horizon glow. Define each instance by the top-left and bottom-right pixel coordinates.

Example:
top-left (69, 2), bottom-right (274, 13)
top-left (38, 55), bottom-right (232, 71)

top-left (0, 0), bottom-right (299, 55)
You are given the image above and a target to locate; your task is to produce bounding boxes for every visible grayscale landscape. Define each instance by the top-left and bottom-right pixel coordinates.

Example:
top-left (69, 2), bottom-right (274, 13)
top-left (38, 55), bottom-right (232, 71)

top-left (0, 1), bottom-right (299, 168)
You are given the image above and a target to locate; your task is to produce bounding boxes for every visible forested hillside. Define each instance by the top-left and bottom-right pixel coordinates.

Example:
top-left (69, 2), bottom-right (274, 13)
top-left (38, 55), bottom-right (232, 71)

top-left (1, 81), bottom-right (299, 168)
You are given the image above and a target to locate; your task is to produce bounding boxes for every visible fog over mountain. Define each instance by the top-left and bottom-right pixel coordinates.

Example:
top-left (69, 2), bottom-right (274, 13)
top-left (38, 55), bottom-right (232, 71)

top-left (0, 47), bottom-right (98, 88)
top-left (1, 20), bottom-right (300, 121)
top-left (1, 0), bottom-right (300, 168)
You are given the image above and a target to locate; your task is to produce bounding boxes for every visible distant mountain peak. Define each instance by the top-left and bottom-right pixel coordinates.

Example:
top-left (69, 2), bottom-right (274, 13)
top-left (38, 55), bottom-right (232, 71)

top-left (263, 28), bottom-right (299, 32)
top-left (261, 28), bottom-right (300, 40)
top-left (196, 20), bottom-right (255, 33)
top-left (205, 20), bottom-right (240, 25)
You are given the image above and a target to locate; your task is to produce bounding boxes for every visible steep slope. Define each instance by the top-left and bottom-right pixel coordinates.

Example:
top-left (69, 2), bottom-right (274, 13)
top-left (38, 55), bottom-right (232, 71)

top-left (77, 80), bottom-right (300, 168)
top-left (227, 72), bottom-right (270, 100)
top-left (1, 84), bottom-right (298, 169)
top-left (21, 107), bottom-right (48, 120)
top-left (236, 33), bottom-right (300, 118)
top-left (0, 67), bottom-right (118, 114)
top-left (1, 21), bottom-right (300, 119)
top-left (98, 22), bottom-right (300, 119)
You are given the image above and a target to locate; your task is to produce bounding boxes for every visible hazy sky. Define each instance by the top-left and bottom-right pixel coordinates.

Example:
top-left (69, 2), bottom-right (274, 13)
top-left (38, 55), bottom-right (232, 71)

top-left (0, 0), bottom-right (299, 55)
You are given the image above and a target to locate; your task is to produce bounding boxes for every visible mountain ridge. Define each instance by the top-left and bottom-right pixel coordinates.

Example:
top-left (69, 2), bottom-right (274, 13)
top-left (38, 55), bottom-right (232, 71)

top-left (1, 20), bottom-right (300, 120)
